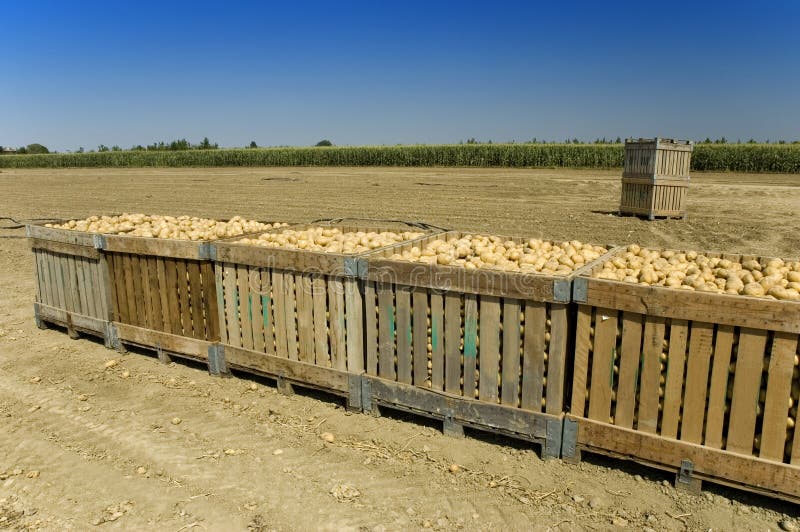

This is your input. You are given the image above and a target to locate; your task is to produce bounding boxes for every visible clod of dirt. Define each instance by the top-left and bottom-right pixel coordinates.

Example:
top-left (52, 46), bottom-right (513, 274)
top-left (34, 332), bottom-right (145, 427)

top-left (320, 432), bottom-right (335, 444)
top-left (120, 371), bottom-right (130, 378)
top-left (272, 449), bottom-right (283, 456)
top-left (780, 519), bottom-right (798, 532)
top-left (448, 464), bottom-right (460, 474)
top-left (103, 360), bottom-right (118, 369)
top-left (171, 417), bottom-right (182, 425)
top-left (330, 484), bottom-right (360, 502)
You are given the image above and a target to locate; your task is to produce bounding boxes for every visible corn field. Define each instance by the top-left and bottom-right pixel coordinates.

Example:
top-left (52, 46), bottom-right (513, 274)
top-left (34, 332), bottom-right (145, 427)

top-left (1, 144), bottom-right (798, 172)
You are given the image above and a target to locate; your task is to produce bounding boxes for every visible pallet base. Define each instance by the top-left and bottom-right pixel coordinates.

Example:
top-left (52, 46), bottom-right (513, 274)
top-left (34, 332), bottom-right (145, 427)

top-left (618, 209), bottom-right (687, 221)
top-left (562, 416), bottom-right (800, 504)
top-left (34, 303), bottom-right (111, 347)
top-left (362, 376), bottom-right (562, 458)
top-left (112, 322), bottom-right (212, 365)
top-left (221, 345), bottom-right (362, 411)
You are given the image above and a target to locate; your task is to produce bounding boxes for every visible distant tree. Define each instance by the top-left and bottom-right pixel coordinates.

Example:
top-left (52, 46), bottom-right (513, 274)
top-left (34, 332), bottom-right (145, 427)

top-left (98, 144), bottom-right (110, 152)
top-left (315, 139), bottom-right (333, 147)
top-left (702, 137), bottom-right (712, 144)
top-left (572, 138), bottom-right (580, 144)
top-left (465, 138), bottom-right (477, 145)
top-left (615, 137), bottom-right (622, 144)
top-left (168, 138), bottom-right (190, 151)
top-left (131, 145), bottom-right (145, 151)
top-left (198, 137), bottom-right (217, 149)
top-left (249, 141), bottom-right (258, 148)
top-left (715, 137), bottom-right (727, 144)
top-left (111, 145), bottom-right (121, 151)
top-left (747, 138), bottom-right (757, 144)
top-left (17, 146), bottom-right (27, 154)
top-left (24, 143), bottom-right (49, 154)
top-left (530, 138), bottom-right (537, 144)
top-left (778, 140), bottom-right (787, 144)
top-left (77, 147), bottom-right (84, 153)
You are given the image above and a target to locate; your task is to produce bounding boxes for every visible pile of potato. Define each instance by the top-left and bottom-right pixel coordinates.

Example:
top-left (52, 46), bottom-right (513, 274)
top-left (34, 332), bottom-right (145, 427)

top-left (236, 227), bottom-right (425, 253)
top-left (46, 214), bottom-right (285, 241)
top-left (387, 235), bottom-right (607, 274)
top-left (593, 244), bottom-right (800, 301)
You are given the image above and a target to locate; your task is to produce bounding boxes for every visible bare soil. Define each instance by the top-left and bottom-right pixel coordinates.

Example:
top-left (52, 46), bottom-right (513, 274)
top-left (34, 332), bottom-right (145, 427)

top-left (0, 167), bottom-right (798, 531)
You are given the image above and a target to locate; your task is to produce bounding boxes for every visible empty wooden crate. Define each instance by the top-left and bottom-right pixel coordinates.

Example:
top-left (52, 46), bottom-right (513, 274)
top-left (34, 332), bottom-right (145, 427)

top-left (620, 138), bottom-right (693, 220)
top-left (566, 246), bottom-right (800, 502)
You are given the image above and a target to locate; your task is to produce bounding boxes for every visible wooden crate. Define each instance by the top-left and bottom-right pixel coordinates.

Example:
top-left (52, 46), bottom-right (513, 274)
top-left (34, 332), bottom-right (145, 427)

top-left (359, 232), bottom-right (618, 454)
top-left (212, 222), bottom-right (440, 407)
top-left (620, 138), bottom-right (693, 220)
top-left (27, 224), bottom-right (114, 344)
top-left (567, 249), bottom-right (800, 502)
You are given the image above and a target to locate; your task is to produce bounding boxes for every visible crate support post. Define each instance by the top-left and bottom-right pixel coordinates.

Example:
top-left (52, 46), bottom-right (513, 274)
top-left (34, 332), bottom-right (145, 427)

top-left (542, 417), bottom-right (562, 460)
top-left (347, 374), bottom-right (362, 412)
top-left (675, 459), bottom-right (702, 494)
top-left (442, 411), bottom-right (464, 438)
top-left (560, 418), bottom-right (581, 464)
top-left (207, 345), bottom-right (230, 377)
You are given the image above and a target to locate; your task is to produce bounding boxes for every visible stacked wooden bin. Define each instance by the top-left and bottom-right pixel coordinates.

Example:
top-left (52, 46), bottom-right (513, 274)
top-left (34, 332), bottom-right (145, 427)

top-left (619, 138), bottom-right (693, 220)
top-left (26, 216), bottom-right (800, 504)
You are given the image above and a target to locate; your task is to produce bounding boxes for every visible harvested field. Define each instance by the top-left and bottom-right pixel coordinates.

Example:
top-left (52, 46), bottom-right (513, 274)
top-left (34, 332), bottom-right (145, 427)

top-left (1, 166), bottom-right (799, 530)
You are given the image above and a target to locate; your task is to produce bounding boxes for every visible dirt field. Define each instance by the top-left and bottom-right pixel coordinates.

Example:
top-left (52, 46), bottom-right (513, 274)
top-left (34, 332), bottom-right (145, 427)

top-left (1, 167), bottom-right (798, 531)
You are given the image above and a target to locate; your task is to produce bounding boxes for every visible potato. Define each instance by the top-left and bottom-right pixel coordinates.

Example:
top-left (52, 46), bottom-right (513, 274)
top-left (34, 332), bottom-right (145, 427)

top-left (237, 227), bottom-right (424, 254)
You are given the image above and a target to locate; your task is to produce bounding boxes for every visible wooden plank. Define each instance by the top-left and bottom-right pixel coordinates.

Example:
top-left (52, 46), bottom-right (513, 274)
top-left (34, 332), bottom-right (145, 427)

top-left (97, 255), bottom-right (113, 321)
top-left (546, 303), bottom-right (568, 415)
top-left (661, 319), bottom-right (689, 439)
top-left (377, 283), bottom-right (396, 380)
top-left (344, 277), bottom-right (364, 373)
top-left (588, 308), bottom-right (618, 422)
top-left (271, 270), bottom-right (287, 357)
top-left (395, 285), bottom-right (413, 385)
top-left (139, 254), bottom-right (154, 329)
top-left (35, 303), bottom-right (107, 335)
top-left (214, 265), bottom-right (228, 344)
top-left (248, 267), bottom-right (266, 354)
top-left (201, 261), bottom-right (220, 342)
top-left (573, 416), bottom-right (800, 501)
top-left (430, 292), bottom-right (444, 390)
top-left (28, 238), bottom-right (102, 259)
top-left (62, 253), bottom-right (76, 313)
top-left (680, 321), bottom-right (715, 443)
top-left (638, 316), bottom-right (665, 433)
top-left (177, 260), bottom-right (194, 336)
top-left (147, 256), bottom-right (164, 333)
top-left (187, 261), bottom-right (205, 340)
top-left (260, 268), bottom-right (275, 355)
top-left (222, 264), bottom-right (241, 348)
top-left (284, 271), bottom-right (299, 361)
top-left (365, 282), bottom-right (379, 375)
top-left (501, 298), bottom-right (521, 407)
top-left (120, 255), bottom-right (137, 327)
top-left (412, 288), bottom-right (429, 386)
top-left (164, 258), bottom-right (182, 336)
top-left (102, 234), bottom-right (202, 260)
top-left (570, 305), bottom-right (592, 417)
top-left (32, 251), bottom-right (45, 305)
top-left (478, 296), bottom-right (500, 404)
top-left (81, 257), bottom-right (97, 318)
top-left (462, 294), bottom-right (478, 400)
top-left (444, 292), bottom-right (462, 395)
top-left (130, 255), bottom-right (147, 328)
top-left (115, 322), bottom-right (210, 360)
top-left (727, 329), bottom-right (768, 455)
top-left (760, 333), bottom-right (798, 461)
top-left (237, 265), bottom-right (255, 350)
top-left (296, 273), bottom-right (315, 364)
top-left (521, 301), bottom-right (546, 412)
top-left (155, 258), bottom-right (170, 333)
top-left (311, 274), bottom-right (329, 365)
top-left (41, 253), bottom-right (57, 309)
top-left (614, 312), bottom-right (643, 429)
top-left (704, 325), bottom-right (734, 448)
top-left (26, 225), bottom-right (96, 247)
top-left (327, 277), bottom-right (345, 369)
top-left (74, 256), bottom-right (89, 316)
top-left (48, 252), bottom-right (63, 310)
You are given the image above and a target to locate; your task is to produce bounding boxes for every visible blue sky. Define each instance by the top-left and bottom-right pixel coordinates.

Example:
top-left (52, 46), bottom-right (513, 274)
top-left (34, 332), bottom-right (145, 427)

top-left (1, 0), bottom-right (798, 151)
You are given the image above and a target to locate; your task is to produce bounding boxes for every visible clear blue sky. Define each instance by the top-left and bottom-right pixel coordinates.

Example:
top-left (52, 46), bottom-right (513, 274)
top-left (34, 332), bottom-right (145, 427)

top-left (1, 0), bottom-right (798, 151)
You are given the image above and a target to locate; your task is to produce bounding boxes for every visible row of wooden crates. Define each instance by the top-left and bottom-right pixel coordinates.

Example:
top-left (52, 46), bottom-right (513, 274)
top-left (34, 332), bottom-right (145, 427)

top-left (28, 221), bottom-right (800, 504)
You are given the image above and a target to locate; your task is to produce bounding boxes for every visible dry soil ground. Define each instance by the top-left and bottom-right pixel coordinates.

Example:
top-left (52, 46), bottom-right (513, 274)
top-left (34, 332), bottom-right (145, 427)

top-left (0, 167), bottom-right (798, 531)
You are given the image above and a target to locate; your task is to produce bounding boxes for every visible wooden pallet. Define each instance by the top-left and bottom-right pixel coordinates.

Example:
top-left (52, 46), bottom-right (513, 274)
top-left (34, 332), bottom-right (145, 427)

top-left (622, 138), bottom-right (693, 180)
top-left (211, 222), bottom-right (441, 400)
top-left (566, 248), bottom-right (800, 502)
top-left (359, 233), bottom-right (618, 456)
top-left (619, 177), bottom-right (688, 220)
top-left (27, 225), bottom-right (114, 344)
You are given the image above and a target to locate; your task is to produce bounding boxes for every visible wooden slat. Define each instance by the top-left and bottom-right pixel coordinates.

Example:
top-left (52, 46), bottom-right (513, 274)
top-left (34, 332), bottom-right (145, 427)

top-left (284, 272), bottom-right (299, 361)
top-left (176, 260), bottom-right (192, 337)
top-left (462, 294), bottom-right (478, 400)
top-left (260, 269), bottom-right (275, 355)
top-left (344, 277), bottom-right (364, 373)
top-left (328, 277), bottom-right (345, 370)
top-left (139, 255), bottom-right (154, 329)
top-left (248, 268), bottom-right (265, 353)
top-left (588, 308), bottom-right (618, 422)
top-left (570, 305), bottom-right (592, 416)
top-left (272, 271), bottom-right (288, 357)
top-left (661, 319), bottom-right (689, 439)
top-left (615, 312), bottom-right (643, 429)
top-left (395, 286), bottom-right (413, 385)
top-left (704, 325), bottom-right (734, 448)
top-left (63, 253), bottom-right (76, 313)
top-left (521, 301), bottom-right (546, 412)
top-left (760, 333), bottom-right (798, 461)
top-left (501, 299), bottom-right (521, 407)
top-left (365, 282), bottom-right (378, 375)
top-left (129, 255), bottom-right (145, 327)
top-left (377, 283), bottom-right (396, 380)
top-left (214, 265), bottom-right (228, 344)
top-left (312, 275), bottom-right (328, 365)
top-left (201, 261), bottom-right (219, 342)
top-left (430, 292), bottom-right (444, 390)
top-left (83, 257), bottom-right (98, 318)
top-left (412, 288), bottom-right (429, 386)
top-left (147, 257), bottom-right (164, 333)
top-left (156, 258), bottom-right (171, 333)
top-left (478, 296), bottom-right (500, 403)
top-left (223, 264), bottom-right (241, 348)
top-left (74, 257), bottom-right (89, 316)
top-left (546, 303), bottom-right (568, 415)
top-left (187, 261), bottom-right (205, 340)
top-left (727, 329), bottom-right (768, 455)
top-left (28, 237), bottom-right (102, 259)
top-left (638, 316), bottom-right (665, 433)
top-left (444, 292), bottom-right (462, 394)
top-left (46, 253), bottom-right (62, 311)
top-left (237, 265), bottom-right (254, 350)
top-left (115, 322), bottom-right (210, 360)
top-left (164, 258), bottom-right (182, 336)
top-left (296, 273), bottom-right (315, 364)
top-left (680, 322), bottom-right (715, 443)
